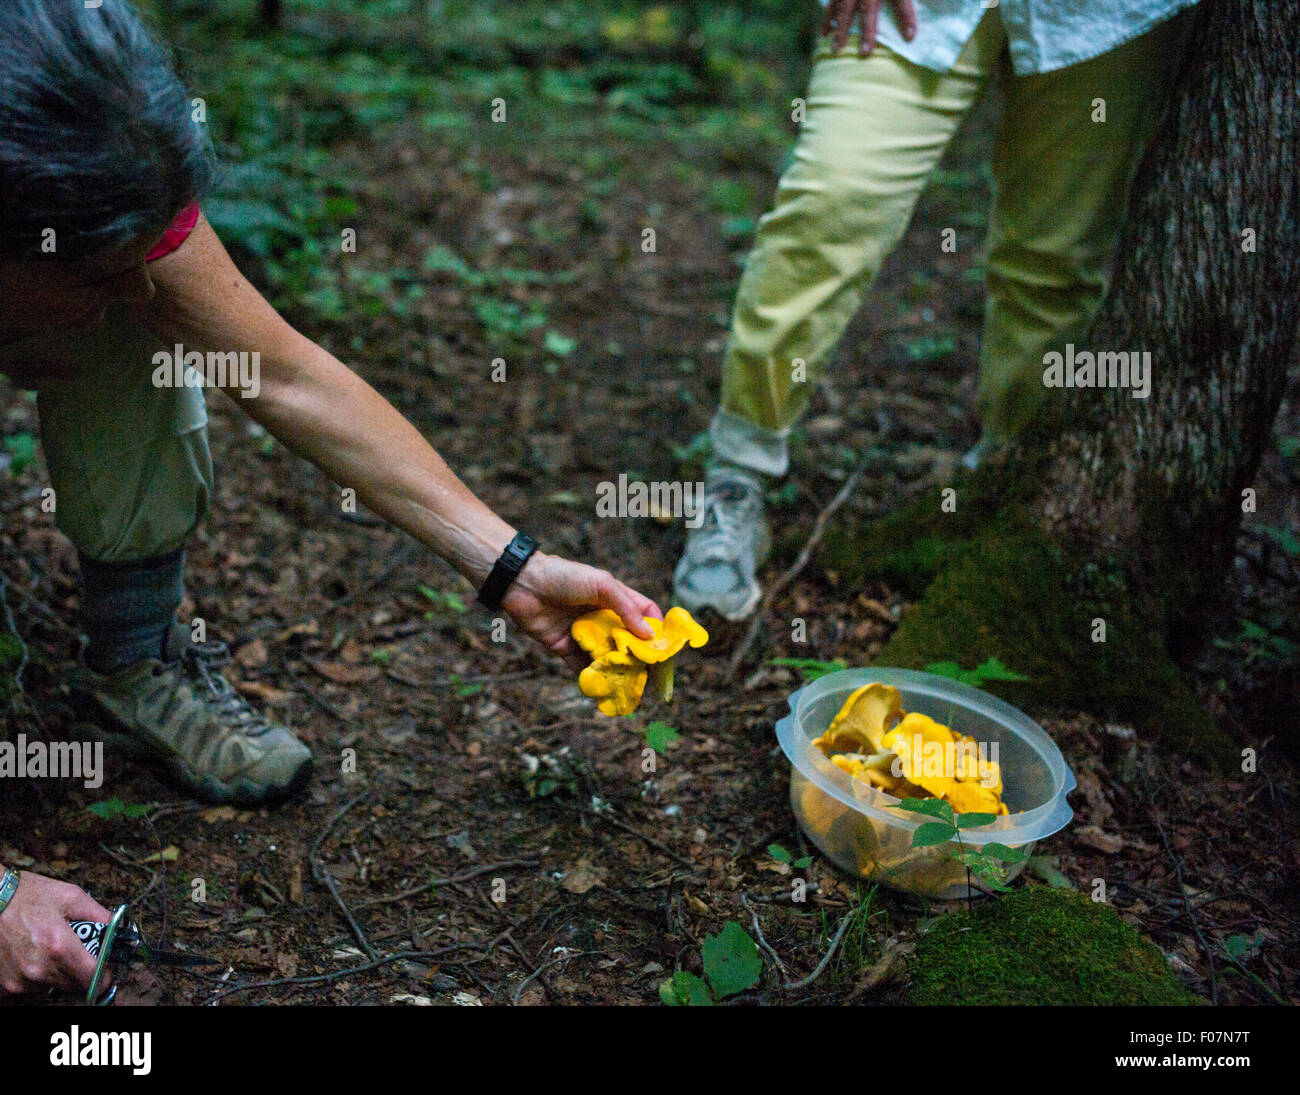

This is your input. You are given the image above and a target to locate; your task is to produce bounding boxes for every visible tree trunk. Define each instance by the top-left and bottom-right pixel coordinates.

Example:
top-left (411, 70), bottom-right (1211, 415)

top-left (1038, 0), bottom-right (1299, 654)
top-left (823, 0), bottom-right (1297, 759)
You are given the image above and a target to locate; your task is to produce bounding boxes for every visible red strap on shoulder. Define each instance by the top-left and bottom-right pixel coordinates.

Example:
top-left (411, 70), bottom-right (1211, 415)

top-left (146, 202), bottom-right (200, 262)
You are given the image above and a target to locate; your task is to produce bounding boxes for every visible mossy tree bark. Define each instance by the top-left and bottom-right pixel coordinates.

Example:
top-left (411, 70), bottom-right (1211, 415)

top-left (823, 0), bottom-right (1298, 760)
top-left (1035, 0), bottom-right (1298, 655)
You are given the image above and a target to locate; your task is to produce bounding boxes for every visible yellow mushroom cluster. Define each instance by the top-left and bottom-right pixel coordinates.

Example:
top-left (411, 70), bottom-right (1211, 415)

top-left (570, 607), bottom-right (709, 716)
top-left (812, 683), bottom-right (1009, 816)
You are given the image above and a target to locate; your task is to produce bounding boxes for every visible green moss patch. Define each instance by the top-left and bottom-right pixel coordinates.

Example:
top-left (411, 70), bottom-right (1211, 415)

top-left (877, 513), bottom-right (1232, 763)
top-left (815, 453), bottom-right (1233, 763)
top-left (907, 886), bottom-right (1203, 1006)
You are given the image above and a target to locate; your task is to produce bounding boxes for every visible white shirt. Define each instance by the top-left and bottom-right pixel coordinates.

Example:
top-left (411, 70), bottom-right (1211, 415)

top-left (822, 0), bottom-right (1199, 74)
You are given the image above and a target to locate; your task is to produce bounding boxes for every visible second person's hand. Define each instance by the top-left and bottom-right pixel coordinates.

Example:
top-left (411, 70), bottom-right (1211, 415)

top-left (0, 870), bottom-right (113, 996)
top-left (822, 0), bottom-right (918, 56)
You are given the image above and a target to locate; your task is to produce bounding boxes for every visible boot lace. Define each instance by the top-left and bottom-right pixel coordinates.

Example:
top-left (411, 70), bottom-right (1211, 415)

top-left (179, 640), bottom-right (275, 735)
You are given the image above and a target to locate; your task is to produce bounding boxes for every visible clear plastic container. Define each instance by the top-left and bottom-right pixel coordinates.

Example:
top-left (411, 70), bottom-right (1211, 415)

top-left (776, 667), bottom-right (1076, 900)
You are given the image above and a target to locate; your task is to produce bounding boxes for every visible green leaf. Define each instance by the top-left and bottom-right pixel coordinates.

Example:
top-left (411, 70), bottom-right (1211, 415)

top-left (766, 657), bottom-right (848, 682)
top-left (3, 433), bottom-right (36, 476)
top-left (956, 851), bottom-right (1012, 887)
top-left (1260, 525), bottom-right (1300, 556)
top-left (659, 970), bottom-right (712, 1006)
top-left (793, 856), bottom-right (814, 869)
top-left (982, 842), bottom-right (1030, 863)
top-left (954, 811), bottom-right (999, 829)
top-left (417, 585), bottom-right (467, 612)
top-left (925, 657), bottom-right (1028, 687)
top-left (905, 333), bottom-right (956, 363)
top-left (701, 922), bottom-right (762, 998)
top-left (1223, 930), bottom-right (1266, 963)
top-left (765, 481), bottom-right (800, 507)
top-left (671, 430), bottom-right (712, 465)
top-left (86, 797), bottom-right (150, 821)
top-left (970, 657), bottom-right (1030, 683)
top-left (892, 796), bottom-right (954, 823)
top-left (543, 330), bottom-right (577, 357)
top-left (767, 843), bottom-right (792, 864)
top-left (644, 720), bottom-right (680, 752)
top-left (911, 821), bottom-right (958, 847)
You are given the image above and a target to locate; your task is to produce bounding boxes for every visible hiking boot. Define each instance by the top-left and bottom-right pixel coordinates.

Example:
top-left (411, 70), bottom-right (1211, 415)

top-left (672, 462), bottom-right (771, 621)
top-left (69, 625), bottom-right (312, 805)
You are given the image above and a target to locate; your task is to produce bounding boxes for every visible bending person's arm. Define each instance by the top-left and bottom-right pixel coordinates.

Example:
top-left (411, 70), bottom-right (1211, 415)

top-left (142, 216), bottom-right (657, 666)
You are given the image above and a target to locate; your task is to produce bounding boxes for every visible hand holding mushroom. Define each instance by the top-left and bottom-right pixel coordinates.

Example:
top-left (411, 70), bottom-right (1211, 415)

top-left (571, 607), bottom-right (709, 716)
top-left (496, 554), bottom-right (663, 671)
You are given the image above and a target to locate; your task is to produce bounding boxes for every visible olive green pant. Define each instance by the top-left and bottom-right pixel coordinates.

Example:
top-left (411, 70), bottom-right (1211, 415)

top-left (713, 9), bottom-right (1190, 475)
top-left (0, 306), bottom-right (213, 564)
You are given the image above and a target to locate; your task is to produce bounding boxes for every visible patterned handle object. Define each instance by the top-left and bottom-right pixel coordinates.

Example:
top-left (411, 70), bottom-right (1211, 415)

top-left (71, 903), bottom-right (133, 1005)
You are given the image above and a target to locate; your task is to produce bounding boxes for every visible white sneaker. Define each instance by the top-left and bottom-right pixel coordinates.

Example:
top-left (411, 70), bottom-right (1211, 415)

top-left (672, 463), bottom-right (771, 621)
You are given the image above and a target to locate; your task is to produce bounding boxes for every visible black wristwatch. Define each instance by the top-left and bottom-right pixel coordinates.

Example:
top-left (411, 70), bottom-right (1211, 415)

top-left (477, 531), bottom-right (538, 610)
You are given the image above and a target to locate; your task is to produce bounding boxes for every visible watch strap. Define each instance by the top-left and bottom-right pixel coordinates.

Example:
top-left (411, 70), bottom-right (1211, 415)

top-left (477, 532), bottom-right (538, 610)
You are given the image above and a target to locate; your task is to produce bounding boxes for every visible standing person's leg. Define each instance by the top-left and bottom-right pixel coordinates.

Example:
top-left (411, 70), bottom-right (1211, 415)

top-left (12, 307), bottom-right (311, 803)
top-left (677, 14), bottom-right (1002, 619)
top-left (976, 11), bottom-right (1194, 446)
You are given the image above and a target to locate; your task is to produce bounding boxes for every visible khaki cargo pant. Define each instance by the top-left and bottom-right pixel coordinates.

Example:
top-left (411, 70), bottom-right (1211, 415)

top-left (713, 8), bottom-right (1190, 475)
top-left (0, 307), bottom-right (213, 563)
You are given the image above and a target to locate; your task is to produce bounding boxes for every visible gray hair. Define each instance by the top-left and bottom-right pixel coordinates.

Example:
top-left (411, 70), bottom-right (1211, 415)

top-left (0, 0), bottom-right (213, 260)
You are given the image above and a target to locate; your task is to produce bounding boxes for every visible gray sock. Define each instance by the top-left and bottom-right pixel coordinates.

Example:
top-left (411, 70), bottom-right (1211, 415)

top-left (78, 548), bottom-right (184, 673)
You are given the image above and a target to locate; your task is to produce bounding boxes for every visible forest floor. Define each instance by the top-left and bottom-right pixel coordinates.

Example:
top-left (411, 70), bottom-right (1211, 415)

top-left (1, 1), bottom-right (1297, 1005)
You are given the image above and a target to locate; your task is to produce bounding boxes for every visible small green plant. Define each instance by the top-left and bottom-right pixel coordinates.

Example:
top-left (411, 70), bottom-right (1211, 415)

top-left (86, 798), bottom-right (151, 821)
top-left (924, 657), bottom-right (1029, 688)
top-left (1258, 525), bottom-right (1300, 557)
top-left (895, 797), bottom-right (1027, 905)
top-left (767, 657), bottom-right (848, 682)
top-left (671, 430), bottom-right (712, 474)
top-left (543, 330), bottom-right (577, 357)
top-left (1219, 930), bottom-right (1285, 1005)
top-left (904, 334), bottom-right (956, 363)
top-left (767, 843), bottom-right (812, 869)
top-left (643, 720), bottom-right (680, 752)
top-left (519, 750), bottom-right (580, 799)
top-left (417, 584), bottom-right (467, 614)
top-left (3, 433), bottom-right (37, 476)
top-left (765, 481), bottom-right (800, 508)
top-left (1213, 619), bottom-right (1297, 665)
top-left (448, 673), bottom-right (482, 698)
top-left (659, 921), bottom-right (762, 1005)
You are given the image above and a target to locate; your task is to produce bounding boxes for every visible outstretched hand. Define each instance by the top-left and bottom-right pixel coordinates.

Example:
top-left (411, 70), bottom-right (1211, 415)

top-left (822, 0), bottom-right (918, 56)
top-left (500, 553), bottom-right (663, 672)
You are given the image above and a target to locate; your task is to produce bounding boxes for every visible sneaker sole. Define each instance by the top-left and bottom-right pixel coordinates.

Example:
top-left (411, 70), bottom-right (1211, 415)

top-left (76, 718), bottom-right (313, 807)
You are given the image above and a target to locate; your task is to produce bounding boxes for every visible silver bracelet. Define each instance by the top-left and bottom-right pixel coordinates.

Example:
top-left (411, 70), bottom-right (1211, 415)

top-left (0, 869), bottom-right (19, 918)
